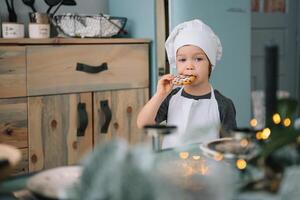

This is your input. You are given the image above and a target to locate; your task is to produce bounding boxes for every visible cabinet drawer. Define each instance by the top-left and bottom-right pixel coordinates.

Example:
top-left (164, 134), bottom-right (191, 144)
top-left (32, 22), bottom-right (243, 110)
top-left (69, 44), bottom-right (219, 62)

top-left (0, 98), bottom-right (28, 148)
top-left (27, 44), bottom-right (149, 96)
top-left (0, 47), bottom-right (26, 98)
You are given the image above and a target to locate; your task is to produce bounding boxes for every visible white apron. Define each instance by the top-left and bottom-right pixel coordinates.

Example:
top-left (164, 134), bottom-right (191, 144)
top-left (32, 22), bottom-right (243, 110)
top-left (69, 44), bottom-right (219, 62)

top-left (163, 85), bottom-right (221, 149)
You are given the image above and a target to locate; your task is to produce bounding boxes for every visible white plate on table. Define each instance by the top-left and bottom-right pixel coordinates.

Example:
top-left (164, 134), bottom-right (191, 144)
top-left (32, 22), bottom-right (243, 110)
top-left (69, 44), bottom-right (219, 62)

top-left (200, 138), bottom-right (258, 160)
top-left (26, 166), bottom-right (82, 199)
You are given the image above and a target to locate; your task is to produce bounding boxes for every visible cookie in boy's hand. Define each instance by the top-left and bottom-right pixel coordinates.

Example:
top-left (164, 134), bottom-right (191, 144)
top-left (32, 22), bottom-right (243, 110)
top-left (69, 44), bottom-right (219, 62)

top-left (172, 75), bottom-right (196, 86)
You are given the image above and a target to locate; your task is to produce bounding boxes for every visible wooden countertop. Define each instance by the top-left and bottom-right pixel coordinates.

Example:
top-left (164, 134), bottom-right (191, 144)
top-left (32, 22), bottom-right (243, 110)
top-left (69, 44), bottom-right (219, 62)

top-left (0, 38), bottom-right (151, 45)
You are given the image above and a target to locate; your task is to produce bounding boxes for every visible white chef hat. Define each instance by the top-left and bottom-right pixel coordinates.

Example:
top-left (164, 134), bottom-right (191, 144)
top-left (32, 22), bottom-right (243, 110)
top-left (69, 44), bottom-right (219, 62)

top-left (165, 19), bottom-right (222, 70)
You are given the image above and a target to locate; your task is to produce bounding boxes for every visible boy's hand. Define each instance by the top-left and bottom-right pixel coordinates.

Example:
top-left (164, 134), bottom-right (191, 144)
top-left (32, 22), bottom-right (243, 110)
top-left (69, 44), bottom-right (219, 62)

top-left (156, 74), bottom-right (174, 97)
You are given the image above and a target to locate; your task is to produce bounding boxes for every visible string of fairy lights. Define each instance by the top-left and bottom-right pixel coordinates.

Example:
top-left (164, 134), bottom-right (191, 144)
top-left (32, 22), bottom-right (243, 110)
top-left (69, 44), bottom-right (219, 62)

top-left (177, 112), bottom-right (295, 173)
top-left (236, 112), bottom-right (294, 170)
top-left (238, 112), bottom-right (294, 170)
top-left (250, 112), bottom-right (292, 141)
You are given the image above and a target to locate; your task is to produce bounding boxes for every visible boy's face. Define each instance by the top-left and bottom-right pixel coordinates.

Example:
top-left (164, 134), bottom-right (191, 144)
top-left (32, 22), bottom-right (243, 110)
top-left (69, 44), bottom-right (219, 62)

top-left (176, 45), bottom-right (210, 85)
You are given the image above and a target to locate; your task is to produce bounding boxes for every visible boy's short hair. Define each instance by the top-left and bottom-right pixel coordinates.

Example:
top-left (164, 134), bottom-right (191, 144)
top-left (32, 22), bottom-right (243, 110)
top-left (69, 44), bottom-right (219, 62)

top-left (208, 64), bottom-right (212, 78)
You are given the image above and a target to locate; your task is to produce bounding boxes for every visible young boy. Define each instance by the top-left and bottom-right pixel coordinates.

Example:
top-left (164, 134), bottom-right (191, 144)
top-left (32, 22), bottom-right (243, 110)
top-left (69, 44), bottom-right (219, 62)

top-left (137, 19), bottom-right (236, 149)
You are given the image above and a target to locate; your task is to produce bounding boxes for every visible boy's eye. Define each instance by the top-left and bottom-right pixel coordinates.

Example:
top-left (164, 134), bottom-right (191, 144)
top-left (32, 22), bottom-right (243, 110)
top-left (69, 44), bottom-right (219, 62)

top-left (195, 57), bottom-right (203, 61)
top-left (178, 58), bottom-right (186, 62)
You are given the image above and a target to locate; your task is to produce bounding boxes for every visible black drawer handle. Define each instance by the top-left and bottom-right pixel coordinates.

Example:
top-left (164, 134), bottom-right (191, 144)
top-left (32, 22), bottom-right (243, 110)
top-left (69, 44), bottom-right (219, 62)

top-left (100, 100), bottom-right (112, 134)
top-left (76, 62), bottom-right (108, 73)
top-left (77, 103), bottom-right (88, 137)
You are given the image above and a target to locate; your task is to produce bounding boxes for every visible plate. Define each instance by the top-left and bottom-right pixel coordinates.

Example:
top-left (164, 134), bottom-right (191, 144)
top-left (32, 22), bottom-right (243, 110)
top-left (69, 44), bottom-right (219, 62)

top-left (26, 166), bottom-right (82, 199)
top-left (0, 144), bottom-right (22, 181)
top-left (200, 138), bottom-right (258, 160)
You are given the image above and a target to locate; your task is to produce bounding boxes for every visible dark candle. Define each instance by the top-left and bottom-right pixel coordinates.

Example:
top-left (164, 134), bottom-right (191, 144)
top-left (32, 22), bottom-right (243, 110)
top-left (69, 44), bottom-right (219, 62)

top-left (265, 45), bottom-right (278, 126)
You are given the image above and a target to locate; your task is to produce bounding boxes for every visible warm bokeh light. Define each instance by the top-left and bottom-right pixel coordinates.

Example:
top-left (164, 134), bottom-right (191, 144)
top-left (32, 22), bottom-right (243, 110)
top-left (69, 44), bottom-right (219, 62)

top-left (256, 131), bottom-right (262, 140)
top-left (250, 118), bottom-right (258, 127)
top-left (182, 163), bottom-right (194, 176)
top-left (283, 118), bottom-right (292, 127)
top-left (179, 152), bottom-right (189, 159)
top-left (261, 128), bottom-right (271, 140)
top-left (199, 162), bottom-right (209, 175)
top-left (272, 113), bottom-right (281, 124)
top-left (240, 139), bottom-right (249, 147)
top-left (192, 155), bottom-right (201, 160)
top-left (213, 153), bottom-right (223, 161)
top-left (236, 159), bottom-right (247, 170)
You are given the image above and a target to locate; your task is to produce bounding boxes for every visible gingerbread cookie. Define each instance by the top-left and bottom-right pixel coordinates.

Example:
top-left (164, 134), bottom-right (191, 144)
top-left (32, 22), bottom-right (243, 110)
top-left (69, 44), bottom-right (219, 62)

top-left (172, 75), bottom-right (196, 86)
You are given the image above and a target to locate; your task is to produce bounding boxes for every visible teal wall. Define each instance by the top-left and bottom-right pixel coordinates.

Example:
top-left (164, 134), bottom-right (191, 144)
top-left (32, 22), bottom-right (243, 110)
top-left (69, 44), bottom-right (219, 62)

top-left (108, 0), bottom-right (157, 95)
top-left (170, 0), bottom-right (251, 127)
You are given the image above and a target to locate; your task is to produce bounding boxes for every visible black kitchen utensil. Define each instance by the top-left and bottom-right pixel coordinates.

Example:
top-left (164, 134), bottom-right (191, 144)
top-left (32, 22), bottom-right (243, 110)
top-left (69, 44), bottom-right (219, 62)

top-left (22, 0), bottom-right (37, 12)
top-left (44, 0), bottom-right (61, 14)
top-left (52, 0), bottom-right (77, 16)
top-left (5, 0), bottom-right (17, 22)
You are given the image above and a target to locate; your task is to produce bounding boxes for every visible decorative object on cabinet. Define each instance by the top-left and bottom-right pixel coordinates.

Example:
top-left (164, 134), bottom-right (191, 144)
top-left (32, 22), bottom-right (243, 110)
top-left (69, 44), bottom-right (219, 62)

top-left (51, 0), bottom-right (77, 16)
top-left (1, 23), bottom-right (24, 39)
top-left (22, 0), bottom-right (37, 13)
top-left (29, 12), bottom-right (49, 24)
top-left (52, 14), bottom-right (127, 38)
top-left (28, 23), bottom-right (50, 39)
top-left (44, 0), bottom-right (62, 14)
top-left (5, 0), bottom-right (17, 22)
top-left (28, 12), bottom-right (51, 39)
top-left (2, 0), bottom-right (25, 39)
top-left (0, 38), bottom-right (150, 175)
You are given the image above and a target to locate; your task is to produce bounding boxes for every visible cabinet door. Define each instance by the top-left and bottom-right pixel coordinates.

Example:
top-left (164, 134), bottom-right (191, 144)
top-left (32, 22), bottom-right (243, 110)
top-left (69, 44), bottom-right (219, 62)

top-left (0, 98), bottom-right (27, 148)
top-left (0, 47), bottom-right (26, 98)
top-left (28, 93), bottom-right (93, 172)
top-left (0, 98), bottom-right (28, 174)
top-left (94, 88), bottom-right (148, 145)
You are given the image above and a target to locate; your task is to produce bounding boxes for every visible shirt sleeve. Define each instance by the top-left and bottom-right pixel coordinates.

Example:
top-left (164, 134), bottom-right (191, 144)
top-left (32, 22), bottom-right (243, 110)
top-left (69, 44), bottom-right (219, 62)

top-left (221, 99), bottom-right (237, 135)
top-left (155, 88), bottom-right (181, 123)
top-left (215, 91), bottom-right (237, 137)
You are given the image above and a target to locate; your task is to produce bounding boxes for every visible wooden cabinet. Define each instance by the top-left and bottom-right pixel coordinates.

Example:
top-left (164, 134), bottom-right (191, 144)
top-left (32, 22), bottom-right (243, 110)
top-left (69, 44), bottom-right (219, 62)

top-left (0, 38), bottom-right (150, 173)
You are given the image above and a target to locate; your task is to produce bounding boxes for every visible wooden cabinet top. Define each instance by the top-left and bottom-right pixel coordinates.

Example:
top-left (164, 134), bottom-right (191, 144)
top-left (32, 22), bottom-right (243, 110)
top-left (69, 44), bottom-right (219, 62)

top-left (0, 38), bottom-right (151, 45)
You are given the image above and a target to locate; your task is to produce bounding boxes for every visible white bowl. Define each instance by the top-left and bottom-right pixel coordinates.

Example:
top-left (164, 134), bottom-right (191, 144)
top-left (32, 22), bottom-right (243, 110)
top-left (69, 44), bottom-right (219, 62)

top-left (26, 166), bottom-right (82, 199)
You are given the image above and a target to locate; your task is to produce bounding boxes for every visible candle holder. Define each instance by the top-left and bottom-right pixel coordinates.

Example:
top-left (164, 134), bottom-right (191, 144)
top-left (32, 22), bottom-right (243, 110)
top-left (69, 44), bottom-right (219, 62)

top-left (143, 125), bottom-right (177, 152)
